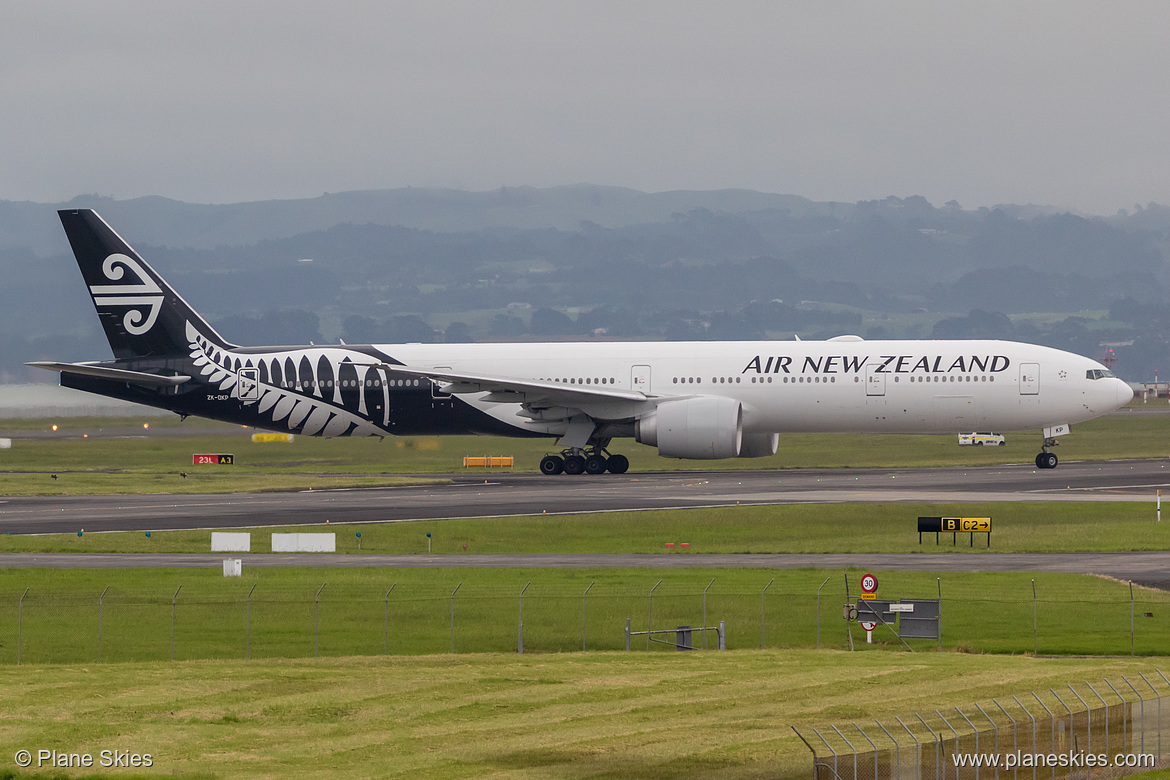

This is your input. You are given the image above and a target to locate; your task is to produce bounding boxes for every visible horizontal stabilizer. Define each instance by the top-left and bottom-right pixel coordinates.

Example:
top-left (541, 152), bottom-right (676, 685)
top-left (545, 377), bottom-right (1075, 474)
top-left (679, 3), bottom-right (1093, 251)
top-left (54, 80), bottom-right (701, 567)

top-left (26, 361), bottom-right (192, 387)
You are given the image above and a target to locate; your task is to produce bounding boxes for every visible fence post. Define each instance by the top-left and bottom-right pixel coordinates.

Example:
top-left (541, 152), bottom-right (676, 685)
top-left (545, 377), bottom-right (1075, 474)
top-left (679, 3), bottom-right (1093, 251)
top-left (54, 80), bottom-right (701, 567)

top-left (383, 584), bottom-right (396, 655)
top-left (315, 583), bottom-right (326, 658)
top-left (450, 582), bottom-right (461, 654)
top-left (647, 580), bottom-right (661, 651)
top-left (1137, 672), bottom-right (1159, 758)
top-left (830, 725), bottom-right (858, 780)
top-left (853, 722), bottom-right (878, 780)
top-left (1031, 579), bottom-right (1037, 656)
top-left (974, 703), bottom-right (998, 780)
top-left (703, 578), bottom-right (714, 650)
top-left (1067, 685), bottom-right (1091, 758)
top-left (518, 581), bottom-right (531, 654)
top-left (936, 710), bottom-right (960, 780)
top-left (896, 717), bottom-right (920, 780)
top-left (761, 578), bottom-right (774, 649)
top-left (718, 620), bottom-right (725, 650)
top-left (816, 575), bottom-right (831, 649)
top-left (1085, 682), bottom-right (1109, 758)
top-left (844, 573), bottom-right (853, 652)
top-left (1104, 679), bottom-right (1128, 754)
top-left (956, 708), bottom-right (980, 780)
top-left (246, 583), bottom-right (256, 659)
top-left (1011, 696), bottom-right (1037, 780)
top-left (582, 581), bottom-right (593, 651)
top-left (98, 585), bottom-right (110, 663)
top-left (171, 585), bottom-right (182, 661)
top-left (791, 726), bottom-right (820, 780)
top-left (1031, 692), bottom-right (1056, 780)
top-left (1051, 690), bottom-right (1073, 759)
top-left (17, 587), bottom-right (29, 666)
top-left (937, 578), bottom-right (942, 651)
top-left (1122, 676), bottom-right (1145, 755)
top-left (993, 700), bottom-right (1018, 780)
top-left (625, 618), bottom-right (630, 651)
top-left (914, 713), bottom-right (937, 780)
top-left (1130, 581), bottom-right (1135, 656)
top-left (812, 728), bottom-right (839, 780)
top-left (876, 721), bottom-right (900, 780)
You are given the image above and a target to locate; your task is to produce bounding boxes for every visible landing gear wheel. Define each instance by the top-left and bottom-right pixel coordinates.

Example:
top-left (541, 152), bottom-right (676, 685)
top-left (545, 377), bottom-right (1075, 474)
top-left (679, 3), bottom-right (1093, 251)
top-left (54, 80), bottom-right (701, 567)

top-left (540, 455), bottom-right (564, 475)
top-left (606, 454), bottom-right (630, 474)
top-left (563, 454), bottom-right (586, 475)
top-left (584, 454), bottom-right (608, 475)
top-left (1035, 452), bottom-right (1058, 469)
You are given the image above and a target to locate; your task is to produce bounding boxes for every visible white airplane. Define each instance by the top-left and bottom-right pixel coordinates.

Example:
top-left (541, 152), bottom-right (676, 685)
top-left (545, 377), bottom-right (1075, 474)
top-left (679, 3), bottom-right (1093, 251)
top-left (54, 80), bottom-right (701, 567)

top-left (30, 209), bottom-right (1133, 475)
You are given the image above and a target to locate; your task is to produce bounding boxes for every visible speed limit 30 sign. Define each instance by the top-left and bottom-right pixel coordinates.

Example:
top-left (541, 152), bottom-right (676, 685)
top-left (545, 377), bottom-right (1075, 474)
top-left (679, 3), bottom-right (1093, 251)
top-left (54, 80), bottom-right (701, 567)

top-left (860, 573), bottom-right (878, 594)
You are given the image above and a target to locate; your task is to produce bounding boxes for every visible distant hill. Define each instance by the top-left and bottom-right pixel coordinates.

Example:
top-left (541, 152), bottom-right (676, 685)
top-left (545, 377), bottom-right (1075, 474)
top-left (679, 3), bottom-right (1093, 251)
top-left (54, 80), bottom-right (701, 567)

top-left (4, 186), bottom-right (1170, 385)
top-left (0, 185), bottom-right (828, 255)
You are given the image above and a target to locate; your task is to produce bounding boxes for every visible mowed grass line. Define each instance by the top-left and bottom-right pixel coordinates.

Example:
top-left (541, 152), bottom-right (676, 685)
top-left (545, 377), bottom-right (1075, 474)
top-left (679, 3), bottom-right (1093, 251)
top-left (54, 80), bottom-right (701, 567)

top-left (6, 502), bottom-right (1169, 554)
top-left (0, 411), bottom-right (1166, 495)
top-left (2, 567), bottom-right (1169, 661)
top-left (0, 652), bottom-right (1164, 780)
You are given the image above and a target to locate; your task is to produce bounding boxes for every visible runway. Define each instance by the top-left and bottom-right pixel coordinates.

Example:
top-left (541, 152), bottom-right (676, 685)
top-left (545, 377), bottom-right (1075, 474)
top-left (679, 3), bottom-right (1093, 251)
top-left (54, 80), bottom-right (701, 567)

top-left (1, 457), bottom-right (1168, 535)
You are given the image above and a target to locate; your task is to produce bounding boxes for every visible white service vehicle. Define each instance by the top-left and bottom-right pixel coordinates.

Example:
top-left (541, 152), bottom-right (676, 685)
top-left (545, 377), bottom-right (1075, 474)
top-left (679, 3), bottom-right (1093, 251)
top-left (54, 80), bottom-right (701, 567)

top-left (958, 432), bottom-right (1006, 446)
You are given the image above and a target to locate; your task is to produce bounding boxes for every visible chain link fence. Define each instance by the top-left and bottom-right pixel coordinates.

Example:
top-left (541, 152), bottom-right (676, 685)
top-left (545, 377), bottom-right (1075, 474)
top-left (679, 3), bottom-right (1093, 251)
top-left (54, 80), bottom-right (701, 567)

top-left (795, 674), bottom-right (1169, 780)
top-left (1, 577), bottom-right (1169, 664)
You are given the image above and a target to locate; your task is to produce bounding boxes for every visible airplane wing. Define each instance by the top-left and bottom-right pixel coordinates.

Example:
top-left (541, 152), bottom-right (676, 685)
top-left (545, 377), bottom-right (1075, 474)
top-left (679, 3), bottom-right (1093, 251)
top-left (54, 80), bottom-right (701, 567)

top-left (26, 361), bottom-right (192, 387)
top-left (368, 363), bottom-right (649, 408)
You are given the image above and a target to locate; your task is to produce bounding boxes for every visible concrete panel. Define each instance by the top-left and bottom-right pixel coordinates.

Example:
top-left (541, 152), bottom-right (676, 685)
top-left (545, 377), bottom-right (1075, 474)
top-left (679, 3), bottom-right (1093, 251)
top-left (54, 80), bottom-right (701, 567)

top-left (211, 532), bottom-right (251, 552)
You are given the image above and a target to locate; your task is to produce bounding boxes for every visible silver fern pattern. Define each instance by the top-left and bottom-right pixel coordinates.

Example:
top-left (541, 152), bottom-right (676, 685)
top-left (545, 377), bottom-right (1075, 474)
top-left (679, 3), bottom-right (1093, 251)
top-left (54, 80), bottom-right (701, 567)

top-left (186, 321), bottom-right (388, 438)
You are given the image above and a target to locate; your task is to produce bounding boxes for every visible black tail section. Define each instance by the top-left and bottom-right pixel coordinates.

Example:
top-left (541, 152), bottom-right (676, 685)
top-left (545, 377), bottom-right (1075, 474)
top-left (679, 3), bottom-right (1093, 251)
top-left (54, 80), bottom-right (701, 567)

top-left (58, 209), bottom-right (235, 359)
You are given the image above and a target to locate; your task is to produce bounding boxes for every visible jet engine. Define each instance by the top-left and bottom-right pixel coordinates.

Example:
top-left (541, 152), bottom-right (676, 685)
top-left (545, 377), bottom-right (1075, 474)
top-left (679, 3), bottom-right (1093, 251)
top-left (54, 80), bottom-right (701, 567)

top-left (738, 432), bottom-right (779, 458)
top-left (635, 396), bottom-right (742, 459)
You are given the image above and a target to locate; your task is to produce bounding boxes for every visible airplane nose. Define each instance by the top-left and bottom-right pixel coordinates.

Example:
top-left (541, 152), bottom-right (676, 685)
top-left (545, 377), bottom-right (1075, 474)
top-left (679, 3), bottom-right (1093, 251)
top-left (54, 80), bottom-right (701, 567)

top-left (1116, 379), bottom-right (1134, 408)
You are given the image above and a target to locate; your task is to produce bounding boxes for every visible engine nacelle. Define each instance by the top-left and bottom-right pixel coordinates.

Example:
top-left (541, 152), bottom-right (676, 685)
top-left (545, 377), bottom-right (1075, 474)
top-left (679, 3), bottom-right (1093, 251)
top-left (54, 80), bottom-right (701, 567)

top-left (738, 432), bottom-right (779, 458)
top-left (635, 397), bottom-right (742, 459)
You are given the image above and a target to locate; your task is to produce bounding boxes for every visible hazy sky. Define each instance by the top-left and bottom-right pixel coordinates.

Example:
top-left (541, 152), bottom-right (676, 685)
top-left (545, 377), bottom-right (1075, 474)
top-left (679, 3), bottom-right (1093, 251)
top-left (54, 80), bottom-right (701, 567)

top-left (3, 2), bottom-right (1167, 213)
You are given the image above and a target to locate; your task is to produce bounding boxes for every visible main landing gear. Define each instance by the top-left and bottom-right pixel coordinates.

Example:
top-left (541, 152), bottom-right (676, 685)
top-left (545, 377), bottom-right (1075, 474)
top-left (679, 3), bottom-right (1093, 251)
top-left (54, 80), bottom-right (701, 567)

top-left (540, 447), bottom-right (629, 475)
top-left (1035, 437), bottom-right (1059, 469)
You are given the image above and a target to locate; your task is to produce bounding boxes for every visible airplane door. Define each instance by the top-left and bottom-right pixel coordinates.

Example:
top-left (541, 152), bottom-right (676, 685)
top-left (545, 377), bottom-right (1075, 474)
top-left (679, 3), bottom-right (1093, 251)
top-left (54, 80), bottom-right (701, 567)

top-left (1020, 363), bottom-right (1039, 395)
top-left (631, 365), bottom-right (651, 394)
top-left (431, 366), bottom-right (453, 407)
top-left (865, 366), bottom-right (886, 396)
top-left (238, 368), bottom-right (260, 402)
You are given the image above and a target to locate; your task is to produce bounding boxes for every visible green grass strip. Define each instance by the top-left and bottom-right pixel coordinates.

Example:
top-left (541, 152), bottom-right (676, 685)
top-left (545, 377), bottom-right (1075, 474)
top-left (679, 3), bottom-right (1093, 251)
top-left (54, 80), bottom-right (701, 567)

top-left (1, 567), bottom-right (1168, 662)
top-left (6, 502), bottom-right (1169, 554)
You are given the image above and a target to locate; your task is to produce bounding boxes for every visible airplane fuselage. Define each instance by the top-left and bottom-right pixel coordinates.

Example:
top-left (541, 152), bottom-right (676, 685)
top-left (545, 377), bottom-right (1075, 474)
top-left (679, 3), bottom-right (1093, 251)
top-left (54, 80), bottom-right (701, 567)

top-left (40, 209), bottom-right (1134, 474)
top-left (64, 337), bottom-right (1128, 440)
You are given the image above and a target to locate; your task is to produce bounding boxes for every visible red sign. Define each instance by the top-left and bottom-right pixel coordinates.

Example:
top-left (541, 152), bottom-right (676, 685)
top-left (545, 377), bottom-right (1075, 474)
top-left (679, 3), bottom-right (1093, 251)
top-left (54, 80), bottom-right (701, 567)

top-left (860, 620), bottom-right (877, 631)
top-left (860, 573), bottom-right (878, 594)
top-left (193, 454), bottom-right (234, 465)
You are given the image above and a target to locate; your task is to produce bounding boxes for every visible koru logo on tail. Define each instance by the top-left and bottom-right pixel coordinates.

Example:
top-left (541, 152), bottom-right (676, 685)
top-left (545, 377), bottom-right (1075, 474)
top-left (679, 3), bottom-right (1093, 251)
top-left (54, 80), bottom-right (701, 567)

top-left (88, 253), bottom-right (164, 335)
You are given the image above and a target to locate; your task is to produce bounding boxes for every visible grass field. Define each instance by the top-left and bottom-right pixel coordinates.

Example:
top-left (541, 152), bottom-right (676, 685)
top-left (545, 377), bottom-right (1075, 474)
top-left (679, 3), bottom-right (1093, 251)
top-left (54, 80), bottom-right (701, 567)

top-left (1, 410), bottom-right (1166, 495)
top-left (2, 567), bottom-right (1168, 662)
top-left (0, 651), bottom-right (1164, 779)
top-left (3, 414), bottom-right (1169, 778)
top-left (5, 501), bottom-right (1167, 555)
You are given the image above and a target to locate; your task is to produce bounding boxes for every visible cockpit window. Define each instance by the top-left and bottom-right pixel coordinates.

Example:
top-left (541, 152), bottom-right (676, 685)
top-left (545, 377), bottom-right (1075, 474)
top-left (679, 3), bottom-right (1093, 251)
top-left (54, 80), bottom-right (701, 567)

top-left (1086, 369), bottom-right (1116, 380)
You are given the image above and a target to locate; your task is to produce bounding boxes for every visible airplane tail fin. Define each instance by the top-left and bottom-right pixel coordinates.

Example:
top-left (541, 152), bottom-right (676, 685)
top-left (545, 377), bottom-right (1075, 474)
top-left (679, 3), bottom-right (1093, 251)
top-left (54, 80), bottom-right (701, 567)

top-left (58, 209), bottom-right (236, 359)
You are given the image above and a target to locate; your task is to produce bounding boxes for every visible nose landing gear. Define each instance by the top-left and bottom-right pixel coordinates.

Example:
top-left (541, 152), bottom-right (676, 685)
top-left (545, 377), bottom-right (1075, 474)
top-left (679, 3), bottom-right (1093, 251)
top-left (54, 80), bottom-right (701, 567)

top-left (1035, 436), bottom-right (1059, 469)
